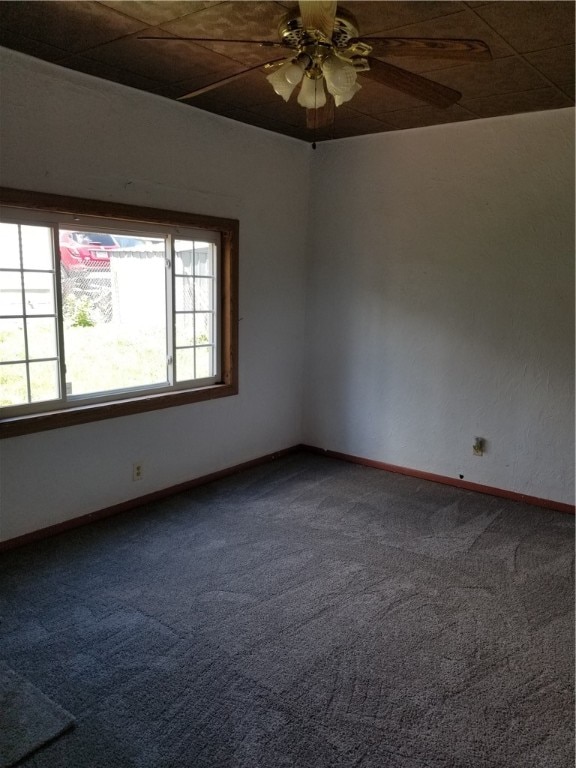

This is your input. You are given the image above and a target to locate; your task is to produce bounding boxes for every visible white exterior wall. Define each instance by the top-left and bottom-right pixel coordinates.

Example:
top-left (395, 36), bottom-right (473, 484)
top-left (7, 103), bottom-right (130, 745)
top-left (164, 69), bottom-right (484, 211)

top-left (304, 108), bottom-right (575, 505)
top-left (0, 48), bottom-right (573, 543)
top-left (0, 48), bottom-right (310, 541)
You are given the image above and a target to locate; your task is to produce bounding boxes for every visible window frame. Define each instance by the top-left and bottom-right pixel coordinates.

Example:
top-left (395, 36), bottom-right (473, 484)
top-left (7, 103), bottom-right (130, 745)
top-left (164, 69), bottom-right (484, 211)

top-left (0, 188), bottom-right (239, 438)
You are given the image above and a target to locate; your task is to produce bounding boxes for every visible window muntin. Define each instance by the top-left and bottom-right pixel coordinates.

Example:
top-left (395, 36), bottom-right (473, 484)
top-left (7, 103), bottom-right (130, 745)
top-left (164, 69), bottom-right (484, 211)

top-left (0, 188), bottom-right (238, 436)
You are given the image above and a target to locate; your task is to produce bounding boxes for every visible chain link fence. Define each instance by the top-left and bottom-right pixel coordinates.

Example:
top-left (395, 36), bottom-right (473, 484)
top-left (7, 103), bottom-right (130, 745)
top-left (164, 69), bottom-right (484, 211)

top-left (62, 263), bottom-right (113, 327)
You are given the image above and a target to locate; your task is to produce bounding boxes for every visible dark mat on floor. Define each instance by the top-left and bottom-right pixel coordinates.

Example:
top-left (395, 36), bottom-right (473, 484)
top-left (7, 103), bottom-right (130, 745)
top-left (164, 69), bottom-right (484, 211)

top-left (0, 452), bottom-right (573, 767)
top-left (0, 663), bottom-right (74, 767)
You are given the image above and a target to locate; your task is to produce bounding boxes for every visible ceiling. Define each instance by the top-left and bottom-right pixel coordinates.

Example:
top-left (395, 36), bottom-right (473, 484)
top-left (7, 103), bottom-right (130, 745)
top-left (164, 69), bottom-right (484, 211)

top-left (0, 1), bottom-right (574, 142)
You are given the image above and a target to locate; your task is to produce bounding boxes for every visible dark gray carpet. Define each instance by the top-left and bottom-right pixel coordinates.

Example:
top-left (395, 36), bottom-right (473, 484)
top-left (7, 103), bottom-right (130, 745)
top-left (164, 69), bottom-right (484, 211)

top-left (0, 452), bottom-right (573, 768)
top-left (0, 663), bottom-right (74, 767)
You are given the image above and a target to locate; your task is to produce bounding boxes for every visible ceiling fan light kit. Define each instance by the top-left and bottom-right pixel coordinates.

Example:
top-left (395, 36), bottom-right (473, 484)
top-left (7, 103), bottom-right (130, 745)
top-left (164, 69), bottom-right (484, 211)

top-left (267, 4), bottom-right (367, 110)
top-left (267, 49), bottom-right (361, 107)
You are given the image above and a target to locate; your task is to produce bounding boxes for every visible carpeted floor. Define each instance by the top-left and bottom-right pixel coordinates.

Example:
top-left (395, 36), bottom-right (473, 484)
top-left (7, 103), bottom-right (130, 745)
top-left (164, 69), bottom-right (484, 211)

top-left (0, 452), bottom-right (573, 768)
top-left (0, 662), bottom-right (74, 767)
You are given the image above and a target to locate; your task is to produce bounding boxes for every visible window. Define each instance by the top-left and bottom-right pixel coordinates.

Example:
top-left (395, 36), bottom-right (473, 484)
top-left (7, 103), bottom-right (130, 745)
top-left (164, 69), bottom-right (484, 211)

top-left (0, 189), bottom-right (238, 437)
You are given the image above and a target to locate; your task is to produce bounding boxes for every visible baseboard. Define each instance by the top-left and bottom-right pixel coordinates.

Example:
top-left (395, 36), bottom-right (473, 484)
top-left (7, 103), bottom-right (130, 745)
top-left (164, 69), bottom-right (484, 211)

top-left (300, 444), bottom-right (575, 515)
top-left (0, 446), bottom-right (300, 552)
top-left (3, 443), bottom-right (572, 551)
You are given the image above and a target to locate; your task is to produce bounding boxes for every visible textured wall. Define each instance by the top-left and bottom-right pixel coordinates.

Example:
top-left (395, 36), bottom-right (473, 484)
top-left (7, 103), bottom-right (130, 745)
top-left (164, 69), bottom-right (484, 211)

top-left (304, 108), bottom-right (575, 504)
top-left (0, 48), bottom-right (310, 541)
top-left (1, 47), bottom-right (574, 543)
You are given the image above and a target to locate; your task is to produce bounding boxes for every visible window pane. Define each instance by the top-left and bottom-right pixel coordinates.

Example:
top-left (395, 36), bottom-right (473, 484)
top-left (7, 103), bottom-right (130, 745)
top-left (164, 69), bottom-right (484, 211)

top-left (176, 314), bottom-right (195, 348)
top-left (0, 271), bottom-right (23, 315)
top-left (194, 278), bottom-right (213, 311)
top-left (22, 225), bottom-right (53, 270)
top-left (175, 277), bottom-right (194, 311)
top-left (176, 347), bottom-right (195, 382)
top-left (29, 360), bottom-right (59, 402)
top-left (194, 245), bottom-right (213, 276)
top-left (195, 346), bottom-right (213, 379)
top-left (195, 313), bottom-right (213, 345)
top-left (63, 249), bottom-right (168, 395)
top-left (0, 223), bottom-right (21, 268)
top-left (27, 317), bottom-right (58, 360)
top-left (0, 318), bottom-right (26, 362)
top-left (24, 272), bottom-right (55, 315)
top-left (175, 248), bottom-right (194, 276)
top-left (0, 363), bottom-right (28, 406)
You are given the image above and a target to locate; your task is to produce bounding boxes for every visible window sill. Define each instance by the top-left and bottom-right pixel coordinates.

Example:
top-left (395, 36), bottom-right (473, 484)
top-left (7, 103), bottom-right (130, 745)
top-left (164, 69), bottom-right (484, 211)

top-left (0, 382), bottom-right (238, 438)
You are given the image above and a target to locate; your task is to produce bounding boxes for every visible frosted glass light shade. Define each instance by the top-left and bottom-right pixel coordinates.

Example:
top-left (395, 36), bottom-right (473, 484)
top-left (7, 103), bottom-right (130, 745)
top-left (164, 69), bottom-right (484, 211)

top-left (266, 61), bottom-right (299, 102)
top-left (284, 61), bottom-right (305, 85)
top-left (322, 55), bottom-right (357, 95)
top-left (333, 82), bottom-right (361, 106)
top-left (297, 75), bottom-right (327, 109)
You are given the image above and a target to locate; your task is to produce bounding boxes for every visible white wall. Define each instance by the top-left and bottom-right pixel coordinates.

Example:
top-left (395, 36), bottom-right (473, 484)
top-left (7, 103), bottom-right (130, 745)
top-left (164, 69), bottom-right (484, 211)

top-left (1, 49), bottom-right (573, 543)
top-left (0, 48), bottom-right (310, 541)
top-left (304, 108), bottom-right (575, 505)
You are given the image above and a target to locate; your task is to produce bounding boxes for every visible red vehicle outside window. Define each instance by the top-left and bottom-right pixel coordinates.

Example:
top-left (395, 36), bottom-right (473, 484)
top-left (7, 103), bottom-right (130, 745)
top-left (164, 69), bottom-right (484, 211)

top-left (59, 230), bottom-right (117, 272)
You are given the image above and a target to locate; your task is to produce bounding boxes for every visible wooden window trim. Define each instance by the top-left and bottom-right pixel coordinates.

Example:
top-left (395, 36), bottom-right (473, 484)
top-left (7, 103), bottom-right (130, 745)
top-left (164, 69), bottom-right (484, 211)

top-left (0, 187), bottom-right (239, 438)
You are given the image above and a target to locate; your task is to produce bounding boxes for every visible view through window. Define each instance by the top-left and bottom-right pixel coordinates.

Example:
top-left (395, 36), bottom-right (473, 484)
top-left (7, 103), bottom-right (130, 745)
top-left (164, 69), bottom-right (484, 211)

top-left (1, 217), bottom-right (221, 415)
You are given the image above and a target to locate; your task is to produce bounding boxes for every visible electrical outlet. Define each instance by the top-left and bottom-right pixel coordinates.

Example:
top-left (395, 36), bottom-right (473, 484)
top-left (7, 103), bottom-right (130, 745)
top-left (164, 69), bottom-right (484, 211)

top-left (132, 462), bottom-right (143, 481)
top-left (473, 437), bottom-right (485, 457)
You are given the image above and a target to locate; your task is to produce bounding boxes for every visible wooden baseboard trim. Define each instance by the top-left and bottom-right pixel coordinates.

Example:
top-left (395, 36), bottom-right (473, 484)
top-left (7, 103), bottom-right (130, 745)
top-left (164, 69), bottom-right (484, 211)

top-left (300, 445), bottom-right (575, 515)
top-left (0, 446), bottom-right (300, 552)
top-left (3, 443), bottom-right (572, 551)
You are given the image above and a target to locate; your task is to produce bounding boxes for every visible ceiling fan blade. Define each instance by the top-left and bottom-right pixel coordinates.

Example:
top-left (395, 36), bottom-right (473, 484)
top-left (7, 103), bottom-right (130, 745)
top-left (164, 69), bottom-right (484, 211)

top-left (299, 1), bottom-right (337, 39)
top-left (176, 58), bottom-right (285, 101)
top-left (306, 99), bottom-right (335, 130)
top-left (362, 58), bottom-right (462, 108)
top-left (138, 36), bottom-right (284, 47)
top-left (359, 37), bottom-right (492, 61)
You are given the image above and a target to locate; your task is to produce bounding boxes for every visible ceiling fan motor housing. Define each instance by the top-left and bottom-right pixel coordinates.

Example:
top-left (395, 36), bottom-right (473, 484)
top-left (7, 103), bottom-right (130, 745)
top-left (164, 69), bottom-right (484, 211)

top-left (279, 6), bottom-right (372, 79)
top-left (279, 7), bottom-right (360, 50)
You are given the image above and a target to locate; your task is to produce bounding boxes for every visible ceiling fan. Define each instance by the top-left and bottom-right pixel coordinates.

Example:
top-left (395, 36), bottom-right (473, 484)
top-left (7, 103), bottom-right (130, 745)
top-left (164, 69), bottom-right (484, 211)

top-left (140, 1), bottom-right (491, 133)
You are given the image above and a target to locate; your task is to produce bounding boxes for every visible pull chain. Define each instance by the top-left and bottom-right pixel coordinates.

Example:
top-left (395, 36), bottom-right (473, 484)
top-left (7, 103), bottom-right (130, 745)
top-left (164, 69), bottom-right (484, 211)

top-left (312, 78), bottom-right (317, 150)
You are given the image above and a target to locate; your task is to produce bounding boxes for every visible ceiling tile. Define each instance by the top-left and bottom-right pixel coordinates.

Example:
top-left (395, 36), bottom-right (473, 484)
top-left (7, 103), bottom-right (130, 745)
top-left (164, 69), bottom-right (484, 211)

top-left (343, 2), bottom-right (467, 36)
top-left (161, 1), bottom-right (287, 42)
top-left (57, 54), bottom-right (164, 91)
top-left (472, 1), bottom-right (576, 53)
top-left (0, 27), bottom-right (69, 63)
top-left (171, 89), bottom-right (229, 111)
top-left (328, 109), bottom-right (396, 139)
top-left (0, 1), bottom-right (147, 53)
top-left (98, 1), bottom-right (215, 26)
top-left (368, 9), bottom-right (515, 74)
top-left (220, 105), bottom-right (307, 139)
top-left (524, 45), bottom-right (575, 87)
top-left (177, 68), bottom-right (283, 108)
top-left (184, 41), bottom-right (286, 68)
top-left (247, 98), bottom-right (309, 127)
top-left (84, 29), bottom-right (243, 83)
top-left (348, 78), bottom-right (425, 117)
top-left (461, 86), bottom-right (574, 118)
top-left (430, 57), bottom-right (551, 100)
top-left (380, 103), bottom-right (476, 129)
top-left (160, 1), bottom-right (290, 65)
